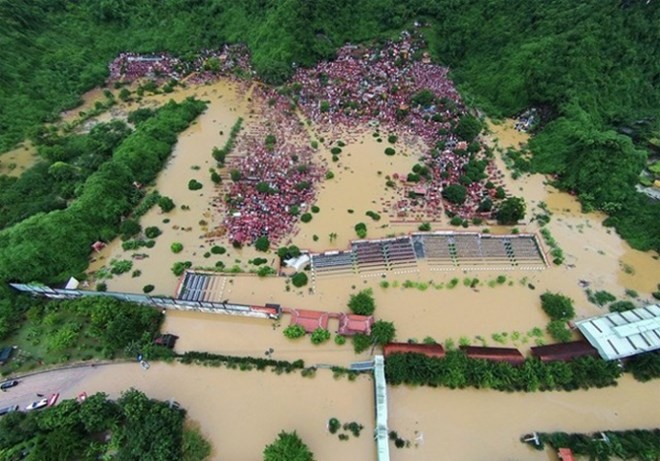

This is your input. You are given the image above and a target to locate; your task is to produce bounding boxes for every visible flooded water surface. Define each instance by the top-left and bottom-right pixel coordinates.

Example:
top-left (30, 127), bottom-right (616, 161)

top-left (74, 90), bottom-right (660, 461)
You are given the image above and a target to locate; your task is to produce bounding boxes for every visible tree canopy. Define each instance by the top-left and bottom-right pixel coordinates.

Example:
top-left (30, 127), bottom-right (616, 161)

top-left (496, 197), bottom-right (526, 225)
top-left (347, 289), bottom-right (376, 316)
top-left (263, 431), bottom-right (315, 461)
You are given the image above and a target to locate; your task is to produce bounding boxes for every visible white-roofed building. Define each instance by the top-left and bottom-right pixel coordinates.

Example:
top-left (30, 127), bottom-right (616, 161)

top-left (574, 304), bottom-right (660, 361)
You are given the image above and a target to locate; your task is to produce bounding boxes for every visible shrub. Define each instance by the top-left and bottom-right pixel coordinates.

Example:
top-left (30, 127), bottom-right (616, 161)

top-left (188, 179), bottom-right (203, 191)
top-left (496, 197), bottom-right (526, 224)
top-left (442, 184), bottom-right (467, 204)
top-left (589, 290), bottom-right (617, 306)
top-left (371, 320), bottom-right (396, 345)
top-left (144, 226), bottom-right (161, 239)
top-left (609, 300), bottom-right (635, 313)
top-left (334, 335), bottom-right (346, 346)
top-left (211, 245), bottom-right (226, 255)
top-left (328, 418), bottom-right (341, 434)
top-left (311, 205), bottom-right (320, 213)
top-left (230, 169), bottom-right (241, 182)
top-left (352, 334), bottom-right (372, 353)
top-left (354, 222), bottom-right (367, 239)
top-left (171, 261), bottom-right (192, 276)
top-left (495, 186), bottom-right (506, 199)
top-left (120, 219), bottom-right (142, 239)
top-left (366, 211), bottom-right (381, 221)
top-left (388, 135), bottom-right (398, 144)
top-left (257, 266), bottom-right (276, 277)
top-left (418, 222), bottom-right (431, 231)
top-left (301, 213), bottom-right (312, 223)
top-left (171, 242), bottom-right (184, 253)
top-left (547, 320), bottom-right (572, 342)
top-left (143, 284), bottom-right (155, 293)
top-left (331, 147), bottom-right (342, 155)
top-left (450, 216), bottom-right (463, 226)
top-left (348, 289), bottom-right (375, 315)
top-left (325, 171), bottom-right (335, 180)
top-left (254, 236), bottom-right (270, 252)
top-left (158, 196), bottom-right (176, 212)
top-left (384, 147), bottom-right (396, 156)
top-left (96, 282), bottom-right (107, 292)
top-left (311, 328), bottom-right (331, 345)
top-left (210, 171), bottom-right (221, 184)
top-left (110, 259), bottom-right (133, 275)
top-left (284, 324), bottom-right (306, 339)
top-left (540, 292), bottom-right (575, 321)
top-left (291, 272), bottom-right (308, 287)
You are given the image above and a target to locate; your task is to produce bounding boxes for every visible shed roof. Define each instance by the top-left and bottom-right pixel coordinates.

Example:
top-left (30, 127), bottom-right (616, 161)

top-left (459, 346), bottom-right (525, 365)
top-left (574, 304), bottom-right (660, 360)
top-left (530, 341), bottom-right (599, 362)
top-left (383, 343), bottom-right (445, 358)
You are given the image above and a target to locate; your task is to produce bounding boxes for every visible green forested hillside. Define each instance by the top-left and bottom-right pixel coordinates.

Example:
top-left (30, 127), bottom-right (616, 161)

top-left (1, 0), bottom-right (659, 249)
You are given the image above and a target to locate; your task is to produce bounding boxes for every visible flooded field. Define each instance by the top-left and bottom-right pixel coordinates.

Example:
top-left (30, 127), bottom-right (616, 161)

top-left (71, 83), bottom-right (660, 460)
top-left (0, 141), bottom-right (38, 176)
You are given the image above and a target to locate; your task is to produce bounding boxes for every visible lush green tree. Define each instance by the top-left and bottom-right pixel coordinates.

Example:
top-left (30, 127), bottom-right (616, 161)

top-left (442, 184), bottom-right (467, 205)
top-left (540, 292), bottom-right (575, 321)
top-left (255, 236), bottom-right (270, 252)
top-left (454, 115), bottom-right (482, 142)
top-left (496, 196), bottom-right (526, 224)
top-left (371, 320), bottom-right (396, 346)
top-left (310, 327), bottom-right (331, 345)
top-left (283, 324), bottom-right (306, 339)
top-left (291, 272), bottom-right (308, 288)
top-left (348, 289), bottom-right (375, 315)
top-left (263, 431), bottom-right (315, 461)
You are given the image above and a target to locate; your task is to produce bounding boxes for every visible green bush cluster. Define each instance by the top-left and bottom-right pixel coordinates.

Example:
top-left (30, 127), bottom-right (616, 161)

top-left (385, 350), bottom-right (622, 392)
top-left (291, 272), bottom-right (308, 287)
top-left (0, 390), bottom-right (208, 461)
top-left (283, 324), bottom-right (306, 339)
top-left (534, 429), bottom-right (660, 460)
top-left (179, 351), bottom-right (305, 374)
top-left (212, 117), bottom-right (243, 166)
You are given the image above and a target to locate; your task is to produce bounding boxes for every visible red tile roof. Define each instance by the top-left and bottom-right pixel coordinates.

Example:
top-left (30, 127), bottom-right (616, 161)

top-left (337, 314), bottom-right (374, 336)
top-left (289, 309), bottom-right (329, 333)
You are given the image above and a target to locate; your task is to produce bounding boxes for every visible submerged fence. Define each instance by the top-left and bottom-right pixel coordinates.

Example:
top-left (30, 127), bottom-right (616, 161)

top-left (9, 283), bottom-right (280, 319)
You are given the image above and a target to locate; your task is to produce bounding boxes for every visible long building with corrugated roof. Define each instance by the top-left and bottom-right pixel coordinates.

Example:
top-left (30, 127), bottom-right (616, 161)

top-left (574, 304), bottom-right (660, 361)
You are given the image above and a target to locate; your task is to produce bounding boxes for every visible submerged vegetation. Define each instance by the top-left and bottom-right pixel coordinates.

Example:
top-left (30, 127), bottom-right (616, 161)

top-left (0, 1), bottom-right (656, 251)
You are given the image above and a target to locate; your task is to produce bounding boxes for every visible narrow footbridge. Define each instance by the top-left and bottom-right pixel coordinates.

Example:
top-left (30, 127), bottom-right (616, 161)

top-left (374, 355), bottom-right (390, 461)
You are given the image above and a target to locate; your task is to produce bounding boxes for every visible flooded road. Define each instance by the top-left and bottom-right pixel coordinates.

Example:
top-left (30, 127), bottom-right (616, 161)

top-left (66, 362), bottom-right (376, 461)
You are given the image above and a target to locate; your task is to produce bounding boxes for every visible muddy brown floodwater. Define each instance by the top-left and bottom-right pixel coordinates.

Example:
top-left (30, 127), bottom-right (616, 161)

top-left (66, 362), bottom-right (376, 461)
top-left (0, 141), bottom-right (38, 177)
top-left (70, 85), bottom-right (660, 460)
